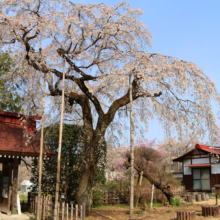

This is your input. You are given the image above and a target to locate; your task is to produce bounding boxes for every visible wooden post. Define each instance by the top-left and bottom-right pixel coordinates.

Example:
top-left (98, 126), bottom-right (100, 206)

top-left (49, 196), bottom-right (52, 217)
top-left (186, 195), bottom-right (193, 203)
top-left (66, 203), bottom-right (68, 220)
top-left (62, 202), bottom-right (64, 220)
top-left (80, 205), bottom-right (82, 219)
top-left (82, 203), bottom-right (86, 220)
top-left (129, 73), bottom-right (134, 218)
top-left (54, 60), bottom-right (66, 220)
top-left (196, 194), bottom-right (202, 202)
top-left (43, 196), bottom-right (46, 220)
top-left (202, 206), bottom-right (219, 217)
top-left (75, 204), bottom-right (78, 220)
top-left (150, 184), bottom-right (154, 209)
top-left (11, 158), bottom-right (19, 214)
top-left (135, 171), bottom-right (143, 207)
top-left (70, 203), bottom-right (73, 220)
top-left (37, 73), bottom-right (46, 220)
top-left (177, 211), bottom-right (195, 220)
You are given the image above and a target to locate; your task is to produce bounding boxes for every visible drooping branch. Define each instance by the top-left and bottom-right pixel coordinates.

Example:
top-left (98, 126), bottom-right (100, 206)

top-left (133, 163), bottom-right (174, 202)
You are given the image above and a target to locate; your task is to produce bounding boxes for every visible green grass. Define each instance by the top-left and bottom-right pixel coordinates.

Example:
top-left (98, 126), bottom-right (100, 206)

top-left (166, 210), bottom-right (171, 213)
top-left (170, 196), bottom-right (181, 206)
top-left (19, 193), bottom-right (28, 199)
top-left (209, 193), bottom-right (220, 198)
top-left (134, 211), bottom-right (143, 214)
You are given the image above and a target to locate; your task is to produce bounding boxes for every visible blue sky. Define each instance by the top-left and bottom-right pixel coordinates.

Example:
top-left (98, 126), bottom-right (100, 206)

top-left (79, 0), bottom-right (220, 145)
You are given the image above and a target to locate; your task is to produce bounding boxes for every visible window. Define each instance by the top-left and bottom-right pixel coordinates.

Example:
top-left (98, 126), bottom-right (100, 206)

top-left (193, 168), bottom-right (210, 190)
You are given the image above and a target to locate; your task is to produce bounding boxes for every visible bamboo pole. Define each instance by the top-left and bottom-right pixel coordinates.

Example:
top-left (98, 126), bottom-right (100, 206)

top-left (54, 60), bottom-right (66, 220)
top-left (37, 73), bottom-right (46, 220)
top-left (150, 184), bottom-right (154, 209)
top-left (129, 74), bottom-right (134, 218)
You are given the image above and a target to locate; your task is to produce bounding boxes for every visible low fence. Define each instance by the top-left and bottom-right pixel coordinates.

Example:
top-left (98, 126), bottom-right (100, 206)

top-left (93, 186), bottom-right (185, 205)
top-left (28, 193), bottom-right (85, 220)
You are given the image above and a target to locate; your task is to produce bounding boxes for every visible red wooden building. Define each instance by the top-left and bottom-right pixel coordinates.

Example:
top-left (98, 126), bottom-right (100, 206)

top-left (173, 144), bottom-right (220, 192)
top-left (0, 111), bottom-right (56, 215)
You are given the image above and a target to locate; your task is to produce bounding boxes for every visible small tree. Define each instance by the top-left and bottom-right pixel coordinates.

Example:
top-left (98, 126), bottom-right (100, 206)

top-left (123, 141), bottom-right (178, 203)
top-left (31, 124), bottom-right (106, 203)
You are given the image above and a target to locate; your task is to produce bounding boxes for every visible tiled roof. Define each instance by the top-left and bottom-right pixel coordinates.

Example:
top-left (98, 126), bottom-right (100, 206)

top-left (173, 144), bottom-right (220, 162)
top-left (0, 111), bottom-right (56, 157)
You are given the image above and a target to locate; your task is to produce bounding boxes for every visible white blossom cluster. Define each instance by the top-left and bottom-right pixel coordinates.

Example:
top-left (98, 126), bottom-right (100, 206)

top-left (0, 0), bottom-right (220, 147)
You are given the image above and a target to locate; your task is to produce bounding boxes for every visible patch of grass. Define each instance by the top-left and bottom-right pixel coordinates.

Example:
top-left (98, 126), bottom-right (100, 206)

top-left (209, 193), bottom-right (220, 198)
top-left (170, 196), bottom-right (181, 206)
top-left (134, 211), bottom-right (143, 214)
top-left (166, 210), bottom-right (171, 213)
top-left (19, 193), bottom-right (28, 199)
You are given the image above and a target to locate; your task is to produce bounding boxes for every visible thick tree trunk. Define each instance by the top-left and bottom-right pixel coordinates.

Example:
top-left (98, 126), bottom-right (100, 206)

top-left (76, 139), bottom-right (101, 216)
top-left (77, 168), bottom-right (94, 216)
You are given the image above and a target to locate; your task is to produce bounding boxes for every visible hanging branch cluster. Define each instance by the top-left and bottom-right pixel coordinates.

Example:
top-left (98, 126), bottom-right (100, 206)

top-left (0, 0), bottom-right (219, 143)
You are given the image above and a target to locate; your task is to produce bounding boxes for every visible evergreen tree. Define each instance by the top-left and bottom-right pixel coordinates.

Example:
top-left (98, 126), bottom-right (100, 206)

top-left (0, 51), bottom-right (22, 112)
top-left (31, 124), bottom-right (106, 203)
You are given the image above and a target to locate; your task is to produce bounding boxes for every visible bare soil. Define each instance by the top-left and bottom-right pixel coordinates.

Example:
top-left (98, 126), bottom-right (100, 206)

top-left (86, 204), bottom-right (219, 220)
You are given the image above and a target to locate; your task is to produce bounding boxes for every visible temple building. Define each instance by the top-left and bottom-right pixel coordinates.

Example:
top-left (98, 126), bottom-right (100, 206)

top-left (0, 110), bottom-right (56, 215)
top-left (173, 144), bottom-right (220, 192)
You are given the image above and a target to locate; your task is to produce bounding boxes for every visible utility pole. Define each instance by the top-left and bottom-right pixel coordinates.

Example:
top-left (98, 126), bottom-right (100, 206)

top-left (129, 74), bottom-right (134, 218)
top-left (54, 60), bottom-right (66, 220)
top-left (37, 73), bottom-right (46, 220)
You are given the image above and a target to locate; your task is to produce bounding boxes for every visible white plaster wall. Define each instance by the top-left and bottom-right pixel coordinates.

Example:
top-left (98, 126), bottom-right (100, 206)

top-left (211, 164), bottom-right (220, 174)
top-left (183, 159), bottom-right (191, 175)
top-left (211, 156), bottom-right (220, 174)
top-left (192, 158), bottom-right (209, 164)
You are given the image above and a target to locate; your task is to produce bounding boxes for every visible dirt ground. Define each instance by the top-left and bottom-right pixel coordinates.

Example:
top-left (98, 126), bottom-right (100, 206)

top-left (86, 204), bottom-right (220, 220)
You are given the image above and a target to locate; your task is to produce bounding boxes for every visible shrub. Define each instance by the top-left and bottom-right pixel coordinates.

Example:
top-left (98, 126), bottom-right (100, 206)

top-left (170, 196), bottom-right (181, 206)
top-left (93, 190), bottom-right (105, 205)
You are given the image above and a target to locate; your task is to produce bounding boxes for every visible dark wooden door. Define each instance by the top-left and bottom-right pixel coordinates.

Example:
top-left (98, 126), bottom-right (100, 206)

top-left (0, 163), bottom-right (12, 214)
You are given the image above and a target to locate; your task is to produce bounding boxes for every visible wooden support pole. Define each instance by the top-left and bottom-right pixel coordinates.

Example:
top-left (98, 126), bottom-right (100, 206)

top-left (11, 158), bottom-right (18, 214)
top-left (66, 203), bottom-right (68, 220)
top-left (150, 184), bottom-right (154, 209)
top-left (54, 60), bottom-right (66, 220)
top-left (135, 171), bottom-right (143, 207)
top-left (129, 73), bottom-right (134, 218)
top-left (75, 204), bottom-right (78, 220)
top-left (61, 202), bottom-right (64, 220)
top-left (37, 73), bottom-right (46, 220)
